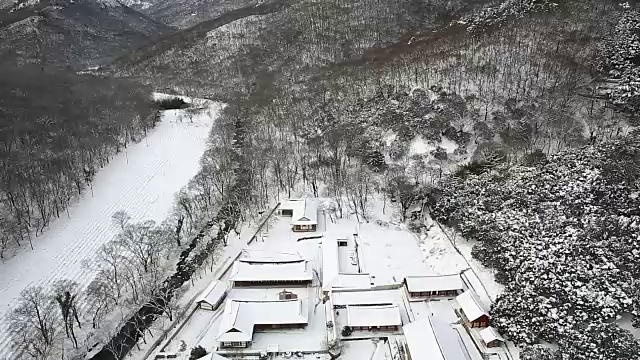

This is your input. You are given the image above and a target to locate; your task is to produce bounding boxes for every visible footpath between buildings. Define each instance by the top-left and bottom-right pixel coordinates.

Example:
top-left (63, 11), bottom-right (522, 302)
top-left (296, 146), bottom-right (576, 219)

top-left (145, 203), bottom-right (282, 359)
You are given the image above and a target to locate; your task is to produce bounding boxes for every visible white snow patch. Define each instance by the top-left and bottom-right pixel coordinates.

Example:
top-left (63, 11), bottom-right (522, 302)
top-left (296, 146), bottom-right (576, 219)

top-left (340, 339), bottom-right (377, 360)
top-left (409, 135), bottom-right (435, 155)
top-left (617, 313), bottom-right (640, 340)
top-left (383, 131), bottom-right (397, 147)
top-left (440, 136), bottom-right (458, 154)
top-left (417, 223), bottom-right (468, 275)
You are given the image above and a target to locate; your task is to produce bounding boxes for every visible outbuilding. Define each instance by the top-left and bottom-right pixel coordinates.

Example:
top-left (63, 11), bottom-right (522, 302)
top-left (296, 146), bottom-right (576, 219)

top-left (456, 290), bottom-right (490, 328)
top-left (404, 274), bottom-right (465, 298)
top-left (402, 315), bottom-right (471, 360)
top-left (331, 289), bottom-right (399, 308)
top-left (279, 199), bottom-right (305, 217)
top-left (291, 198), bottom-right (318, 232)
top-left (195, 280), bottom-right (227, 311)
top-left (479, 326), bottom-right (505, 348)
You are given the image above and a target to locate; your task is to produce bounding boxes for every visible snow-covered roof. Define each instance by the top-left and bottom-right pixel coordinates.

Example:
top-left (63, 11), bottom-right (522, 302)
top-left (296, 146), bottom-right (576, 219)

top-left (321, 236), bottom-right (370, 291)
top-left (479, 326), bottom-right (504, 344)
top-left (196, 280), bottom-right (227, 306)
top-left (280, 198), bottom-right (305, 212)
top-left (239, 249), bottom-right (304, 264)
top-left (332, 289), bottom-right (399, 307)
top-left (291, 198), bottom-right (318, 225)
top-left (217, 299), bottom-right (308, 343)
top-left (216, 300), bottom-right (253, 342)
top-left (229, 261), bottom-right (312, 283)
top-left (346, 305), bottom-right (402, 328)
top-left (403, 316), bottom-right (471, 360)
top-left (201, 352), bottom-right (229, 360)
top-left (332, 273), bottom-right (372, 289)
top-left (321, 238), bottom-right (339, 290)
top-left (405, 274), bottom-right (464, 293)
top-left (456, 290), bottom-right (489, 322)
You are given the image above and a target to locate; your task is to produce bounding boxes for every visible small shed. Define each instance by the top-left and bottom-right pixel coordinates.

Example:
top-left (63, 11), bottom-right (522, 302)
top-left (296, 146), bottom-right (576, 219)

top-left (196, 281), bottom-right (227, 311)
top-left (456, 290), bottom-right (490, 328)
top-left (292, 198), bottom-right (318, 232)
top-left (346, 305), bottom-right (402, 332)
top-left (404, 274), bottom-right (465, 298)
top-left (479, 327), bottom-right (504, 348)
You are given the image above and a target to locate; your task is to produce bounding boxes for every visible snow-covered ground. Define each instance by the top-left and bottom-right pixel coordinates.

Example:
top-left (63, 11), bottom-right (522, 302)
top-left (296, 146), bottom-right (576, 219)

top-left (0, 97), bottom-right (222, 359)
top-left (618, 313), bottom-right (640, 340)
top-left (149, 211), bottom-right (327, 357)
top-left (409, 135), bottom-right (458, 156)
top-left (340, 339), bottom-right (378, 360)
top-left (143, 195), bottom-right (511, 360)
top-left (448, 227), bottom-right (504, 303)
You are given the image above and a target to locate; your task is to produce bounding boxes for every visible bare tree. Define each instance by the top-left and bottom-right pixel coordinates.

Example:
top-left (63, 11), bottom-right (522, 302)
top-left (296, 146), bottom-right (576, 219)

top-left (111, 211), bottom-right (131, 232)
top-left (8, 286), bottom-right (61, 360)
top-left (115, 218), bottom-right (168, 274)
top-left (83, 241), bottom-right (125, 303)
top-left (52, 279), bottom-right (82, 348)
top-left (85, 279), bottom-right (114, 329)
top-left (386, 174), bottom-right (422, 222)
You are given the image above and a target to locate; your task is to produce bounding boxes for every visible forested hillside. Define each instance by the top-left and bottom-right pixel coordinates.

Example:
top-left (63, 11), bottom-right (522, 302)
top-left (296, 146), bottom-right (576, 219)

top-left (0, 0), bottom-right (168, 258)
top-left (0, 66), bottom-right (156, 259)
top-left (121, 0), bottom-right (256, 29)
top-left (0, 0), bottom-right (172, 68)
top-left (432, 134), bottom-right (640, 359)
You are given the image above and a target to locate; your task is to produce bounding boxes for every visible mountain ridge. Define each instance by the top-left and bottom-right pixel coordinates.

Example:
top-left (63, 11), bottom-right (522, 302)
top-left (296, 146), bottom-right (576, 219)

top-left (0, 0), bottom-right (173, 68)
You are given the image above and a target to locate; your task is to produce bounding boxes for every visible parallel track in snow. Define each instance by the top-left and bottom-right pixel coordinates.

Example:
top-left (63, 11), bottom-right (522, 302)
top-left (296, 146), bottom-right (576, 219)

top-left (0, 106), bottom-right (219, 360)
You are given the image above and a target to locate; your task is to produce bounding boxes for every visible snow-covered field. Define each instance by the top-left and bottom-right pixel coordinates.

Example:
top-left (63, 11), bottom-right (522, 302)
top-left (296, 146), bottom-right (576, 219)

top-left (0, 98), bottom-right (221, 359)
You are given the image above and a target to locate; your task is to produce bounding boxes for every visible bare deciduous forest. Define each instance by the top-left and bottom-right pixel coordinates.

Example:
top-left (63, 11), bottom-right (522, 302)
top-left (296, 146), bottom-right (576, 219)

top-left (0, 67), bottom-right (156, 259)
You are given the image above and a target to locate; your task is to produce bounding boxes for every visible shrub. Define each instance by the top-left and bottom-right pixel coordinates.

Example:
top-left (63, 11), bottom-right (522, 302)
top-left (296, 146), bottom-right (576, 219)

top-left (156, 97), bottom-right (188, 110)
top-left (189, 345), bottom-right (208, 360)
top-left (341, 326), bottom-right (352, 337)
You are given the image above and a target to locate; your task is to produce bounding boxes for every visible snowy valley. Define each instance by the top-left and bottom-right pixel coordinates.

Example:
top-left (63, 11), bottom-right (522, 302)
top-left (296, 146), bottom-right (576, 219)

top-left (2, 0), bottom-right (640, 360)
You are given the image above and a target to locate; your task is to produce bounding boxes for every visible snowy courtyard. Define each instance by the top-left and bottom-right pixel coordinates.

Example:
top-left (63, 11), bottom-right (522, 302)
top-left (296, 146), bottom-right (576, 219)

top-left (147, 196), bottom-right (515, 360)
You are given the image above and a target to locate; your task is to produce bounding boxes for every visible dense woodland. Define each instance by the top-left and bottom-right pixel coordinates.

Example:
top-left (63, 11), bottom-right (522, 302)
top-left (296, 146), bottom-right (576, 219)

top-left (432, 135), bottom-right (640, 359)
top-left (4, 0), bottom-right (640, 359)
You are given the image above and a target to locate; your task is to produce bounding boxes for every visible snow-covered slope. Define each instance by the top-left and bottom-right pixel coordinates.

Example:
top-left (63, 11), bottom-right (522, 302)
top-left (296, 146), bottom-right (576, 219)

top-left (0, 99), bottom-right (222, 359)
top-left (0, 0), bottom-right (172, 68)
top-left (121, 0), bottom-right (256, 28)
